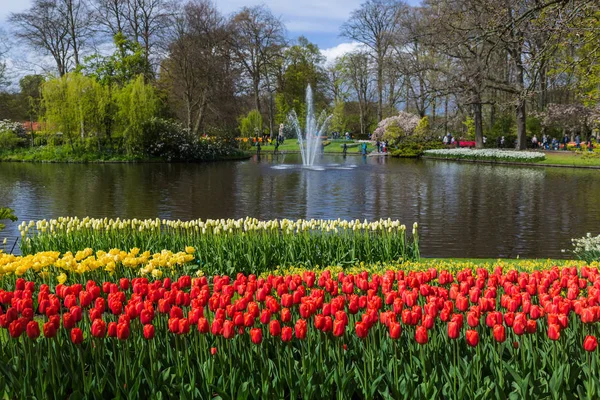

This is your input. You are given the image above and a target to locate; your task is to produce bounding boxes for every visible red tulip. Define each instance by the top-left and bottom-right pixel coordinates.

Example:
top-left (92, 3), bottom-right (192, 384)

top-left (448, 321), bottom-right (460, 339)
top-left (143, 324), bottom-right (155, 340)
top-left (168, 317), bottom-right (180, 334)
top-left (250, 328), bottom-right (263, 344)
top-left (269, 320), bottom-right (281, 337)
top-left (107, 322), bottom-right (117, 337)
top-left (140, 309), bottom-right (154, 325)
top-left (548, 324), bottom-right (560, 341)
top-left (295, 319), bottom-right (307, 340)
top-left (389, 322), bottom-right (401, 339)
top-left (62, 312), bottom-right (75, 329)
top-left (117, 322), bottom-right (130, 340)
top-left (513, 320), bottom-right (525, 336)
top-left (71, 328), bottom-right (83, 344)
top-left (415, 325), bottom-right (428, 345)
top-left (210, 347), bottom-right (217, 355)
top-left (493, 324), bottom-right (506, 343)
top-left (281, 308), bottom-right (291, 323)
top-left (584, 335), bottom-right (598, 352)
top-left (260, 309), bottom-right (271, 324)
top-left (211, 319), bottom-right (223, 336)
top-left (333, 320), bottom-right (346, 337)
top-left (8, 320), bottom-right (24, 338)
top-left (91, 319), bottom-right (106, 338)
top-left (223, 320), bottom-right (235, 339)
top-left (281, 326), bottom-right (293, 342)
top-left (197, 317), bottom-right (209, 334)
top-left (465, 330), bottom-right (479, 347)
top-left (355, 322), bottom-right (368, 339)
top-left (26, 321), bottom-right (40, 339)
top-left (178, 318), bottom-right (190, 335)
top-left (43, 321), bottom-right (57, 338)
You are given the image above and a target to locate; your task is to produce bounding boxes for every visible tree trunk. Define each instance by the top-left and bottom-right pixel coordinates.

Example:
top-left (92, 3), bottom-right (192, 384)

top-left (444, 95), bottom-right (448, 135)
top-left (473, 100), bottom-right (483, 149)
top-left (538, 65), bottom-right (547, 111)
top-left (516, 99), bottom-right (527, 150)
top-left (515, 49), bottom-right (527, 150)
top-left (377, 56), bottom-right (383, 122)
top-left (253, 76), bottom-right (261, 113)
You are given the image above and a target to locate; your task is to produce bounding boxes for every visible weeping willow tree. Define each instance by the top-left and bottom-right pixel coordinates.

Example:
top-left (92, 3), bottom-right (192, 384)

top-left (238, 109), bottom-right (263, 138)
top-left (114, 75), bottom-right (158, 155)
top-left (41, 73), bottom-right (158, 155)
top-left (41, 73), bottom-right (108, 148)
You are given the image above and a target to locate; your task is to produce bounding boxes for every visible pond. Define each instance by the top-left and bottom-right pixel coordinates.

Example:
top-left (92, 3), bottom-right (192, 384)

top-left (1, 154), bottom-right (598, 258)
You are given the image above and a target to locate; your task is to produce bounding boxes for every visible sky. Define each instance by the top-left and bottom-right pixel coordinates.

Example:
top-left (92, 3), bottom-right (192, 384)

top-left (0, 0), bottom-right (420, 73)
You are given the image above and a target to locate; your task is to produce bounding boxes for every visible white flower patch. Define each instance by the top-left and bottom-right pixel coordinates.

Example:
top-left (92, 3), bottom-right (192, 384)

top-left (571, 233), bottom-right (600, 262)
top-left (423, 148), bottom-right (545, 162)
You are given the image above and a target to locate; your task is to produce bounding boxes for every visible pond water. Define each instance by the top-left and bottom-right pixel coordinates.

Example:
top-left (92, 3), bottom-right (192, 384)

top-left (1, 154), bottom-right (598, 258)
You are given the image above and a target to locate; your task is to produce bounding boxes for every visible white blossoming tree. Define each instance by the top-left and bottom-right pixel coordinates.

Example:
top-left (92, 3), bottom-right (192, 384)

top-left (372, 112), bottom-right (421, 144)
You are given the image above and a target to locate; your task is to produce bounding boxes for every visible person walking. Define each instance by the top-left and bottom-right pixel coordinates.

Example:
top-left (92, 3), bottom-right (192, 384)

top-left (575, 134), bottom-right (581, 149)
top-left (532, 135), bottom-right (538, 149)
top-left (562, 134), bottom-right (569, 150)
top-left (500, 136), bottom-right (505, 148)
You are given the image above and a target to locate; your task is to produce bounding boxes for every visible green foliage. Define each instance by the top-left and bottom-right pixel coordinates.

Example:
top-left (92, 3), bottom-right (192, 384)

top-left (415, 116), bottom-right (431, 138)
top-left (383, 125), bottom-right (403, 143)
top-left (80, 33), bottom-right (150, 87)
top-left (239, 109), bottom-right (263, 138)
top-left (527, 116), bottom-right (542, 137)
top-left (42, 73), bottom-right (108, 145)
top-left (329, 100), bottom-right (346, 134)
top-left (113, 75), bottom-right (158, 155)
top-left (0, 131), bottom-right (26, 150)
top-left (275, 37), bottom-right (327, 127)
top-left (463, 117), bottom-right (476, 140)
top-left (391, 138), bottom-right (443, 158)
top-left (0, 207), bottom-right (17, 232)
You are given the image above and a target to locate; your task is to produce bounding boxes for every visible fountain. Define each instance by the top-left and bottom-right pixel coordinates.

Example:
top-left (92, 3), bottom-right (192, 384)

top-left (288, 85), bottom-right (332, 167)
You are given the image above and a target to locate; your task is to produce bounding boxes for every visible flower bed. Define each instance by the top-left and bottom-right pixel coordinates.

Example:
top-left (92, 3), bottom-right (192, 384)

top-left (17, 217), bottom-right (420, 275)
top-left (424, 148), bottom-right (546, 163)
top-left (1, 265), bottom-right (600, 397)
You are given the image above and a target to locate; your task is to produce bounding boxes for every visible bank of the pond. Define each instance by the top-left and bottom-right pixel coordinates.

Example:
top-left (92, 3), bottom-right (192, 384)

top-left (0, 147), bottom-right (252, 163)
top-left (423, 152), bottom-right (600, 169)
top-left (255, 140), bottom-right (376, 155)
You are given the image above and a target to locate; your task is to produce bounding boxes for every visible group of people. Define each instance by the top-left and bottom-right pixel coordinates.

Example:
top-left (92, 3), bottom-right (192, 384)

top-left (531, 134), bottom-right (595, 151)
top-left (442, 134), bottom-right (456, 146)
top-left (375, 140), bottom-right (388, 153)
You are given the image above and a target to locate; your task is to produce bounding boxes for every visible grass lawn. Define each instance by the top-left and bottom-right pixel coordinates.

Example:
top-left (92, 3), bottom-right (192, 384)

top-left (259, 140), bottom-right (376, 154)
top-left (541, 151), bottom-right (600, 167)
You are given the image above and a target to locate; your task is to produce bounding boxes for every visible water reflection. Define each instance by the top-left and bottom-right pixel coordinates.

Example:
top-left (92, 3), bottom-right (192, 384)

top-left (0, 156), bottom-right (598, 258)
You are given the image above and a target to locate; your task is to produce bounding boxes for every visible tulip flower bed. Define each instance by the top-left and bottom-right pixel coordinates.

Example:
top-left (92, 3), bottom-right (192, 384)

top-left (2, 266), bottom-right (600, 398)
top-left (18, 217), bottom-right (420, 275)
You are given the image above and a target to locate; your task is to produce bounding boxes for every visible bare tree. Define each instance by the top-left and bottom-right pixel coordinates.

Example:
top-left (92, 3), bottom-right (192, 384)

top-left (229, 5), bottom-right (286, 113)
top-left (62, 0), bottom-right (94, 67)
top-left (339, 51), bottom-right (376, 136)
top-left (341, 0), bottom-right (406, 122)
top-left (0, 30), bottom-right (9, 88)
top-left (91, 0), bottom-right (128, 36)
top-left (162, 0), bottom-right (231, 136)
top-left (10, 1), bottom-right (73, 76)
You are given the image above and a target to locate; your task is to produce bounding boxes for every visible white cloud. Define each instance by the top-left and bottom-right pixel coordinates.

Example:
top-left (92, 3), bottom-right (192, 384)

top-left (320, 42), bottom-right (362, 65)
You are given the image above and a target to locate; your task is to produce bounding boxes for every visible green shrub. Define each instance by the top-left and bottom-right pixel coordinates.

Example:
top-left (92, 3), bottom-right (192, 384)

top-left (391, 138), bottom-right (444, 158)
top-left (0, 131), bottom-right (26, 151)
